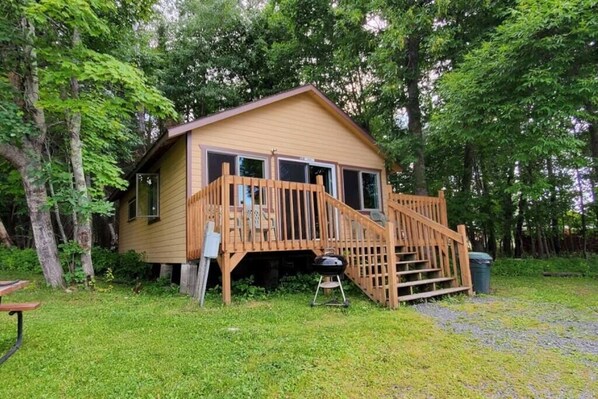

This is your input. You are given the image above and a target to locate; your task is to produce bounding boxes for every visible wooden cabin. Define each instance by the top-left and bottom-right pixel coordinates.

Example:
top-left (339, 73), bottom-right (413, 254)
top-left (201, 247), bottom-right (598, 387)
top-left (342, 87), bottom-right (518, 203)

top-left (111, 85), bottom-right (472, 308)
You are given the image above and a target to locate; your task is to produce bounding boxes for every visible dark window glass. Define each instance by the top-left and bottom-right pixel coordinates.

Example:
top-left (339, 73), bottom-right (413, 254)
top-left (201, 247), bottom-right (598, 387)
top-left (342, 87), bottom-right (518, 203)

top-left (343, 169), bottom-right (360, 209)
top-left (239, 157), bottom-right (264, 178)
top-left (279, 160), bottom-right (307, 183)
top-left (238, 157), bottom-right (265, 205)
top-left (128, 198), bottom-right (136, 220)
top-left (207, 152), bottom-right (236, 183)
top-left (362, 172), bottom-right (379, 209)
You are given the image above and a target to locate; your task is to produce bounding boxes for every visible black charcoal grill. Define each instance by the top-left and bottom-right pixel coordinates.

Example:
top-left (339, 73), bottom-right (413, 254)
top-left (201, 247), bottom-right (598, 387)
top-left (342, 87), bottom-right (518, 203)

top-left (311, 253), bottom-right (349, 307)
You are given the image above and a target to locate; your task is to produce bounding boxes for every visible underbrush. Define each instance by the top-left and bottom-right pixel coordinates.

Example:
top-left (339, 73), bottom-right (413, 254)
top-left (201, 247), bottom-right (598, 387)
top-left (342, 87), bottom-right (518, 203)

top-left (492, 256), bottom-right (598, 277)
top-left (0, 245), bottom-right (149, 283)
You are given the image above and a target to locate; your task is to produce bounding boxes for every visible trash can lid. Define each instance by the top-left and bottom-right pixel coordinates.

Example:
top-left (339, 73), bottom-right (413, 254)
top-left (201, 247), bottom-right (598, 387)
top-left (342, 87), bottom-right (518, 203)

top-left (468, 252), bottom-right (493, 261)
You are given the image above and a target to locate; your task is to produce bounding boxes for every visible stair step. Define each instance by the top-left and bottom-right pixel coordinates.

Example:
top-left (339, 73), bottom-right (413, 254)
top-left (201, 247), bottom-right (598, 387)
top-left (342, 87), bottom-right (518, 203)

top-left (397, 259), bottom-right (428, 265)
top-left (397, 268), bottom-right (441, 276)
top-left (398, 286), bottom-right (470, 302)
top-left (396, 251), bottom-right (417, 256)
top-left (398, 277), bottom-right (454, 288)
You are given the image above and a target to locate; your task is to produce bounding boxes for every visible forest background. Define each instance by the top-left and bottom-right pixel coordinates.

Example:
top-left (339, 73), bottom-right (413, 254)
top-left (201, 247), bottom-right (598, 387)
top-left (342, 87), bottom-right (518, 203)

top-left (0, 0), bottom-right (596, 285)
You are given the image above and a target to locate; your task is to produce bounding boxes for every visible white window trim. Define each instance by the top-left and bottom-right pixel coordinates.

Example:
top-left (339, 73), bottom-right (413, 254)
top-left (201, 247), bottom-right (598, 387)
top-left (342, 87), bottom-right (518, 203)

top-left (206, 150), bottom-right (269, 179)
top-left (277, 157), bottom-right (338, 198)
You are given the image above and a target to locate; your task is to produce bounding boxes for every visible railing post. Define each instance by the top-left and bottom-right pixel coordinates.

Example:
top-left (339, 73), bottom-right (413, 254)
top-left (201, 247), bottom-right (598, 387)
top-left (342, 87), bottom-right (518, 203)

top-left (386, 221), bottom-right (399, 308)
top-left (221, 162), bottom-right (230, 253)
top-left (438, 190), bottom-right (448, 227)
top-left (315, 175), bottom-right (329, 247)
top-left (457, 224), bottom-right (473, 295)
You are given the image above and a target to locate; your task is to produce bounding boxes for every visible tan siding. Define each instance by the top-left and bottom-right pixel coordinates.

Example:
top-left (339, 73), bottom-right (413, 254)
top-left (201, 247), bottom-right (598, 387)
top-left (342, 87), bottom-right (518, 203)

top-left (190, 93), bottom-right (387, 198)
top-left (118, 138), bottom-right (187, 264)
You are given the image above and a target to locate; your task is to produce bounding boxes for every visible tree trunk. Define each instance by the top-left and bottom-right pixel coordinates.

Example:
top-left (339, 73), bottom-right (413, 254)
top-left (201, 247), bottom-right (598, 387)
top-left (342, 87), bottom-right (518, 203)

top-left (546, 157), bottom-right (561, 255)
top-left (0, 17), bottom-right (64, 287)
top-left (501, 167), bottom-right (515, 256)
top-left (575, 167), bottom-right (588, 259)
top-left (587, 104), bottom-right (598, 227)
top-left (514, 192), bottom-right (526, 258)
top-left (20, 163), bottom-right (64, 287)
top-left (67, 28), bottom-right (94, 278)
top-left (405, 35), bottom-right (427, 195)
top-left (0, 216), bottom-right (13, 247)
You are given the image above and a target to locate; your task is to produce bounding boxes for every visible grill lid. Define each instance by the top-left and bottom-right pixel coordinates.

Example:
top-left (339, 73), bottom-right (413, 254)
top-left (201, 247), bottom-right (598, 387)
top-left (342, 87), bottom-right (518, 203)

top-left (314, 254), bottom-right (347, 266)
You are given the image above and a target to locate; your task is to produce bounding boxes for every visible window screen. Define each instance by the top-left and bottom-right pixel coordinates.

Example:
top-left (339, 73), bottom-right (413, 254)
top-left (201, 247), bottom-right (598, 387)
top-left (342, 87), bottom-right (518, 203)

top-left (342, 169), bottom-right (360, 210)
top-left (207, 152), bottom-right (236, 183)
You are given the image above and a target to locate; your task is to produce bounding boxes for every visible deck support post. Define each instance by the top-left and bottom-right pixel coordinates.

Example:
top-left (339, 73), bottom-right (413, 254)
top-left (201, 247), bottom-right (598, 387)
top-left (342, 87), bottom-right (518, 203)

top-left (219, 255), bottom-right (232, 305)
top-left (438, 190), bottom-right (448, 227)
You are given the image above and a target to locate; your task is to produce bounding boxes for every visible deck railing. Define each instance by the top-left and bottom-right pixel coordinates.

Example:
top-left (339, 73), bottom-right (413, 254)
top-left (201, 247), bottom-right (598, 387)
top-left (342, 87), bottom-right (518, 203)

top-left (387, 202), bottom-right (472, 292)
top-left (187, 177), bottom-right (224, 260)
top-left (389, 191), bottom-right (448, 227)
top-left (187, 164), bottom-right (328, 259)
top-left (322, 194), bottom-right (399, 308)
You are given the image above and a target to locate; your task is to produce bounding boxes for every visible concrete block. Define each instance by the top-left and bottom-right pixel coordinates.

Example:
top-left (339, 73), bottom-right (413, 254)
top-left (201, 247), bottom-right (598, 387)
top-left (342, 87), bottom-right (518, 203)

top-left (180, 263), bottom-right (198, 295)
top-left (159, 264), bottom-right (173, 280)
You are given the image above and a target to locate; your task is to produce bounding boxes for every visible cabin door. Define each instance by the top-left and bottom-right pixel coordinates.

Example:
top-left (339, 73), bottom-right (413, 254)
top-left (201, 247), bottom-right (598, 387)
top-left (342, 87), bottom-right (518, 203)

top-left (278, 159), bottom-right (336, 240)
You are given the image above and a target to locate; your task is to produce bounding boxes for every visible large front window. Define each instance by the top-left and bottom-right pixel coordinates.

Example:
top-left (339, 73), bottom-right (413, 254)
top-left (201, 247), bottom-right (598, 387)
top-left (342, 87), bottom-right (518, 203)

top-left (206, 151), bottom-right (267, 205)
top-left (342, 169), bottom-right (381, 210)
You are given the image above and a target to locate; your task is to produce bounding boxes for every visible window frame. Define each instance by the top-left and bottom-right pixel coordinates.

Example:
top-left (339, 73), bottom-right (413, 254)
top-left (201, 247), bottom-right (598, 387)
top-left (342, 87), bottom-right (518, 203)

top-left (342, 167), bottom-right (382, 211)
top-left (135, 172), bottom-right (160, 223)
top-left (205, 150), bottom-right (269, 206)
top-left (127, 197), bottom-right (136, 222)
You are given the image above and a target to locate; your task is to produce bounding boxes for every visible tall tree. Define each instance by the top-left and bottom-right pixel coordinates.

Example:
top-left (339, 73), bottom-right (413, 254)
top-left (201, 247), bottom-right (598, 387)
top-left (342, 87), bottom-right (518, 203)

top-left (1, 0), bottom-right (175, 284)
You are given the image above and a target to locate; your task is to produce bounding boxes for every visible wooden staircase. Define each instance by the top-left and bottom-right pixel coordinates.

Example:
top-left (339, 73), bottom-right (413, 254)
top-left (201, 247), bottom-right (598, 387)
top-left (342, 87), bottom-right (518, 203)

top-left (395, 248), bottom-right (469, 303)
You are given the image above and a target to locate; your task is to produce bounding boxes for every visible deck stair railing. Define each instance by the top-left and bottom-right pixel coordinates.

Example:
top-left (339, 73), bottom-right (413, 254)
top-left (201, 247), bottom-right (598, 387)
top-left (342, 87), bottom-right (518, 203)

top-left (389, 191), bottom-right (448, 227)
top-left (321, 192), bottom-right (399, 308)
top-left (386, 201), bottom-right (472, 293)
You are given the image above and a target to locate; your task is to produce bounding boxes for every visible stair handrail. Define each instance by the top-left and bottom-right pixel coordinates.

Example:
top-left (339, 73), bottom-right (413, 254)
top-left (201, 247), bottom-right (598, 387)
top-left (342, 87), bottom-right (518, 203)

top-left (389, 190), bottom-right (448, 227)
top-left (387, 201), bottom-right (472, 294)
top-left (322, 192), bottom-right (399, 308)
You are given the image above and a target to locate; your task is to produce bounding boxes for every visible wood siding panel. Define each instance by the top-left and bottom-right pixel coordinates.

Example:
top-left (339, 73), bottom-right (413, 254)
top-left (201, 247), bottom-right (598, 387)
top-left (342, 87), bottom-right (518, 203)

top-left (190, 93), bottom-right (387, 196)
top-left (118, 138), bottom-right (187, 264)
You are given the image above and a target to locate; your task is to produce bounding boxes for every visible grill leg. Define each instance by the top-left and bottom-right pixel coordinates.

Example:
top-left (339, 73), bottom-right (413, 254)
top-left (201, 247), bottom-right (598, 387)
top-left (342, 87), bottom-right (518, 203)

top-left (0, 311), bottom-right (23, 365)
top-left (336, 275), bottom-right (349, 307)
top-left (311, 275), bottom-right (324, 306)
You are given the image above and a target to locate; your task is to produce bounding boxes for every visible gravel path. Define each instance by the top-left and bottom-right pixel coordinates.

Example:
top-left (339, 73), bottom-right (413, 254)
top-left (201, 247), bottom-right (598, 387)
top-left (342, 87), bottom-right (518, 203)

top-left (414, 296), bottom-right (598, 398)
top-left (414, 297), bottom-right (598, 357)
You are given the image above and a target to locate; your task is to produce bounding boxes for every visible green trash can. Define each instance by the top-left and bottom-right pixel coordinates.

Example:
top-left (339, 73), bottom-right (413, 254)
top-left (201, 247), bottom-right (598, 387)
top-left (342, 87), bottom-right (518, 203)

top-left (468, 252), bottom-right (493, 294)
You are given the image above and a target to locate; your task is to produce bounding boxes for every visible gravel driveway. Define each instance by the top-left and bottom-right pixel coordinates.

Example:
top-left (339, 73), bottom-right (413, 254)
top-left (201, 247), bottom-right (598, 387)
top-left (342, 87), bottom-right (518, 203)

top-left (414, 296), bottom-right (598, 398)
top-left (414, 297), bottom-right (598, 358)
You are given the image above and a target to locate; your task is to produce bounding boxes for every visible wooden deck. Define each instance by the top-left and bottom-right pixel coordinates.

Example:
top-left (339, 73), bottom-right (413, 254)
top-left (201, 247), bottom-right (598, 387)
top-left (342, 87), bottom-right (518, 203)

top-left (187, 164), bottom-right (472, 307)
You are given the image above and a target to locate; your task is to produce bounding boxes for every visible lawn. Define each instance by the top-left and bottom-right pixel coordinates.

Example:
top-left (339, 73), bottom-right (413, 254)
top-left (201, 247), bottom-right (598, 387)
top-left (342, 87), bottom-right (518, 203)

top-left (0, 272), bottom-right (596, 398)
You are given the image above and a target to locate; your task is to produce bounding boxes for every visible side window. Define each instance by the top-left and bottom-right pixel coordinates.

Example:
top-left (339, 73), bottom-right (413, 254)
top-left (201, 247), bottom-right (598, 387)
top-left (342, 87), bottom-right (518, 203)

top-left (342, 168), bottom-right (381, 211)
top-left (136, 173), bottom-right (160, 218)
top-left (342, 169), bottom-right (360, 209)
top-left (127, 197), bottom-right (136, 221)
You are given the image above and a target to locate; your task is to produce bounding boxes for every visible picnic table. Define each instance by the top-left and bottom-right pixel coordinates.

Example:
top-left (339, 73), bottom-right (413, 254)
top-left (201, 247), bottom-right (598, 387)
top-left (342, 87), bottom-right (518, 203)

top-left (0, 280), bottom-right (40, 365)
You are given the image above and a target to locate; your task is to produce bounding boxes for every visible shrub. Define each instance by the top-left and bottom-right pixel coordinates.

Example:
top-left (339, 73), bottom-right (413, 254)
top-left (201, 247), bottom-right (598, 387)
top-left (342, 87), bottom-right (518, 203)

top-left (0, 246), bottom-right (41, 272)
top-left (492, 257), bottom-right (597, 277)
top-left (91, 247), bottom-right (120, 275)
top-left (113, 250), bottom-right (151, 282)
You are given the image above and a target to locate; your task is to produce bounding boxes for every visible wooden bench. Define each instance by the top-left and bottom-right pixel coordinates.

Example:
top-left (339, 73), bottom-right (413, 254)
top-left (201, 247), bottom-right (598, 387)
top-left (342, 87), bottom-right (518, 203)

top-left (0, 302), bottom-right (41, 365)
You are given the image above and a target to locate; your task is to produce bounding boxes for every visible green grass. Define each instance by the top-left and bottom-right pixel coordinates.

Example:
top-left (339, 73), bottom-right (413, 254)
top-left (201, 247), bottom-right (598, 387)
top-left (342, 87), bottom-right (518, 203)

top-left (0, 272), bottom-right (596, 398)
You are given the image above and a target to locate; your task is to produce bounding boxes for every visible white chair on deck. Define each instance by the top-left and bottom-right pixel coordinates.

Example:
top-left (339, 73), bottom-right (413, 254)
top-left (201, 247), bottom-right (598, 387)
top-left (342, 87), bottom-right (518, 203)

top-left (246, 206), bottom-right (276, 241)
